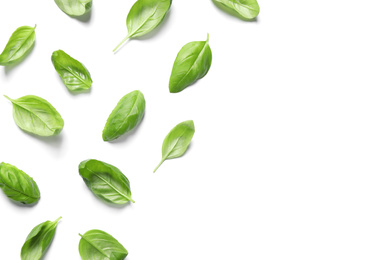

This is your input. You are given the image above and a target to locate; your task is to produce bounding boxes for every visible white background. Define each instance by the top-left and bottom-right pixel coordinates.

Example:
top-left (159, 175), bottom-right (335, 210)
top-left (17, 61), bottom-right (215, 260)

top-left (0, 0), bottom-right (390, 259)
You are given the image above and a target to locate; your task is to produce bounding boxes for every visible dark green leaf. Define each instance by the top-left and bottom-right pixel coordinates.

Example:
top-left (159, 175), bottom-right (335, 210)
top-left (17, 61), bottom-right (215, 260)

top-left (79, 159), bottom-right (135, 205)
top-left (4, 95), bottom-right (64, 137)
top-left (103, 90), bottom-right (145, 141)
top-left (51, 50), bottom-right (93, 92)
top-left (79, 229), bottom-right (128, 260)
top-left (212, 0), bottom-right (260, 20)
top-left (0, 162), bottom-right (40, 205)
top-left (169, 34), bottom-right (212, 93)
top-left (154, 120), bottom-right (195, 172)
top-left (54, 0), bottom-right (92, 16)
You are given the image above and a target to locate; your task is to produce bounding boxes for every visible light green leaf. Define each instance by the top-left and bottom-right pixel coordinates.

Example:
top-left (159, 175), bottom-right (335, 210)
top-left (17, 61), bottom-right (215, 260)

top-left (54, 0), bottom-right (92, 16)
top-left (213, 0), bottom-right (260, 20)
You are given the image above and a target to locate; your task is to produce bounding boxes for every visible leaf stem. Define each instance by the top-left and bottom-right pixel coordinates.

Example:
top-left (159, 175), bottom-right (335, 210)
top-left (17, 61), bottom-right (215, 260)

top-left (53, 216), bottom-right (62, 225)
top-left (129, 196), bottom-right (135, 203)
top-left (153, 159), bottom-right (165, 173)
top-left (113, 33), bottom-right (133, 52)
top-left (3, 95), bottom-right (12, 101)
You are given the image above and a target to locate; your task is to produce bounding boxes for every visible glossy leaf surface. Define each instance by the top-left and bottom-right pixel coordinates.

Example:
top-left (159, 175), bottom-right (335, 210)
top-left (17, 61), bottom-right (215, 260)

top-left (113, 0), bottom-right (172, 52)
top-left (4, 95), bottom-right (64, 137)
top-left (0, 25), bottom-right (36, 66)
top-left (0, 162), bottom-right (40, 204)
top-left (169, 34), bottom-right (212, 93)
top-left (51, 50), bottom-right (93, 92)
top-left (21, 217), bottom-right (61, 260)
top-left (79, 159), bottom-right (134, 205)
top-left (103, 90), bottom-right (145, 141)
top-left (213, 0), bottom-right (259, 19)
top-left (154, 120), bottom-right (195, 172)
top-left (54, 0), bottom-right (92, 16)
top-left (79, 229), bottom-right (128, 260)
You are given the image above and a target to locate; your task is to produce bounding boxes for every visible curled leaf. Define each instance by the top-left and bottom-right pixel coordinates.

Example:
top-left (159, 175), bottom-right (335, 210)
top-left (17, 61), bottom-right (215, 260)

top-left (213, 0), bottom-right (260, 20)
top-left (54, 0), bottom-right (92, 16)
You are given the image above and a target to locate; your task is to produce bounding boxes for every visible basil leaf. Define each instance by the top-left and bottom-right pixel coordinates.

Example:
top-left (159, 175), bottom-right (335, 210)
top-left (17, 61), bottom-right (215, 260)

top-left (169, 34), bottom-right (212, 93)
top-left (51, 50), bottom-right (93, 92)
top-left (21, 217), bottom-right (61, 260)
top-left (0, 162), bottom-right (40, 205)
top-left (54, 0), bottom-right (92, 17)
top-left (0, 25), bottom-right (36, 66)
top-left (79, 159), bottom-right (135, 205)
top-left (79, 229), bottom-right (128, 260)
top-left (103, 90), bottom-right (145, 142)
top-left (113, 0), bottom-right (172, 52)
top-left (213, 0), bottom-right (260, 20)
top-left (154, 120), bottom-right (195, 172)
top-left (4, 95), bottom-right (64, 137)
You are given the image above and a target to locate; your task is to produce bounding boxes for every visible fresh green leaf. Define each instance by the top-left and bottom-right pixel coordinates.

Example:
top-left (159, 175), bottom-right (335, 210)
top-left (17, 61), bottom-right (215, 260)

top-left (212, 0), bottom-right (259, 20)
top-left (154, 120), bottom-right (195, 172)
top-left (169, 34), bottom-right (212, 93)
top-left (79, 229), bottom-right (128, 260)
top-left (79, 159), bottom-right (135, 205)
top-left (54, 0), bottom-right (92, 16)
top-left (21, 217), bottom-right (61, 260)
top-left (113, 0), bottom-right (172, 52)
top-left (0, 162), bottom-right (40, 205)
top-left (0, 25), bottom-right (36, 66)
top-left (51, 50), bottom-right (93, 92)
top-left (103, 90), bottom-right (145, 141)
top-left (4, 95), bottom-right (64, 137)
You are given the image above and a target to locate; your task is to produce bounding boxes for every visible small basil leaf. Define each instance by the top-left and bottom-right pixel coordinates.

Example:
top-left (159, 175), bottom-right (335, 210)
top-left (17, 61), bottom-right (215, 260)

top-left (0, 25), bottom-right (36, 66)
top-left (154, 120), bottom-right (195, 172)
top-left (79, 229), bottom-right (128, 260)
top-left (4, 95), bottom-right (64, 137)
top-left (79, 159), bottom-right (135, 205)
top-left (54, 0), bottom-right (92, 17)
top-left (213, 0), bottom-right (260, 20)
top-left (169, 34), bottom-right (212, 93)
top-left (113, 0), bottom-right (172, 52)
top-left (103, 90), bottom-right (145, 142)
top-left (21, 217), bottom-right (61, 260)
top-left (0, 162), bottom-right (40, 205)
top-left (51, 50), bottom-right (93, 92)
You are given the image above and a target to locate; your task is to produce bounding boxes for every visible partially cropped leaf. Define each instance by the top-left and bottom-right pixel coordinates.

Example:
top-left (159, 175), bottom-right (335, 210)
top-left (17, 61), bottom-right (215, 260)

top-left (113, 0), bottom-right (172, 52)
top-left (154, 120), bottom-right (195, 172)
top-left (79, 229), bottom-right (128, 260)
top-left (54, 0), bottom-right (92, 16)
top-left (169, 34), bottom-right (212, 93)
top-left (4, 95), bottom-right (64, 137)
top-left (0, 25), bottom-right (36, 66)
top-left (0, 162), bottom-right (40, 204)
top-left (21, 217), bottom-right (61, 260)
top-left (103, 90), bottom-right (145, 141)
top-left (79, 159), bottom-right (135, 205)
top-left (213, 0), bottom-right (260, 20)
top-left (51, 50), bottom-right (93, 92)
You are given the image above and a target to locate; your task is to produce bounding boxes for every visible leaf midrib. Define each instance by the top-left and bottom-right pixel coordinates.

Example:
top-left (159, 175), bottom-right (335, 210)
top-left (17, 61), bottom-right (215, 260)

top-left (0, 175), bottom-right (38, 199)
top-left (128, 2), bottom-right (160, 37)
top-left (94, 173), bottom-right (130, 201)
top-left (80, 234), bottom-right (110, 258)
top-left (1, 27), bottom-right (35, 63)
top-left (56, 61), bottom-right (90, 88)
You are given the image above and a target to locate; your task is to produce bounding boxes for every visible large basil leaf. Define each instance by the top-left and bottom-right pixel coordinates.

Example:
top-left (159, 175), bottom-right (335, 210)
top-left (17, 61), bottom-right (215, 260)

top-left (213, 0), bottom-right (260, 20)
top-left (79, 229), bottom-right (128, 260)
top-left (54, 0), bottom-right (92, 17)
top-left (51, 50), bottom-right (93, 92)
top-left (79, 159), bottom-right (135, 205)
top-left (0, 25), bottom-right (36, 66)
top-left (0, 163), bottom-right (40, 205)
top-left (103, 90), bottom-right (145, 141)
top-left (169, 34), bottom-right (212, 93)
top-left (21, 217), bottom-right (61, 260)
top-left (4, 95), bottom-right (64, 137)
top-left (113, 0), bottom-right (172, 52)
top-left (154, 120), bottom-right (195, 172)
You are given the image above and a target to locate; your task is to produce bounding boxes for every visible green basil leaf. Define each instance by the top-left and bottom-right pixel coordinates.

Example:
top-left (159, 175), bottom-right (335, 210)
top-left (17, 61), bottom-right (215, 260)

top-left (0, 162), bottom-right (40, 205)
top-left (169, 34), bottom-right (212, 93)
top-left (51, 50), bottom-right (93, 92)
top-left (154, 120), bottom-right (195, 172)
top-left (113, 0), bottom-right (172, 52)
top-left (213, 0), bottom-right (260, 20)
top-left (79, 159), bottom-right (135, 205)
top-left (21, 217), bottom-right (61, 260)
top-left (79, 229), bottom-right (128, 260)
top-left (4, 95), bottom-right (64, 137)
top-left (54, 0), bottom-right (92, 17)
top-left (0, 25), bottom-right (36, 66)
top-left (103, 90), bottom-right (145, 142)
